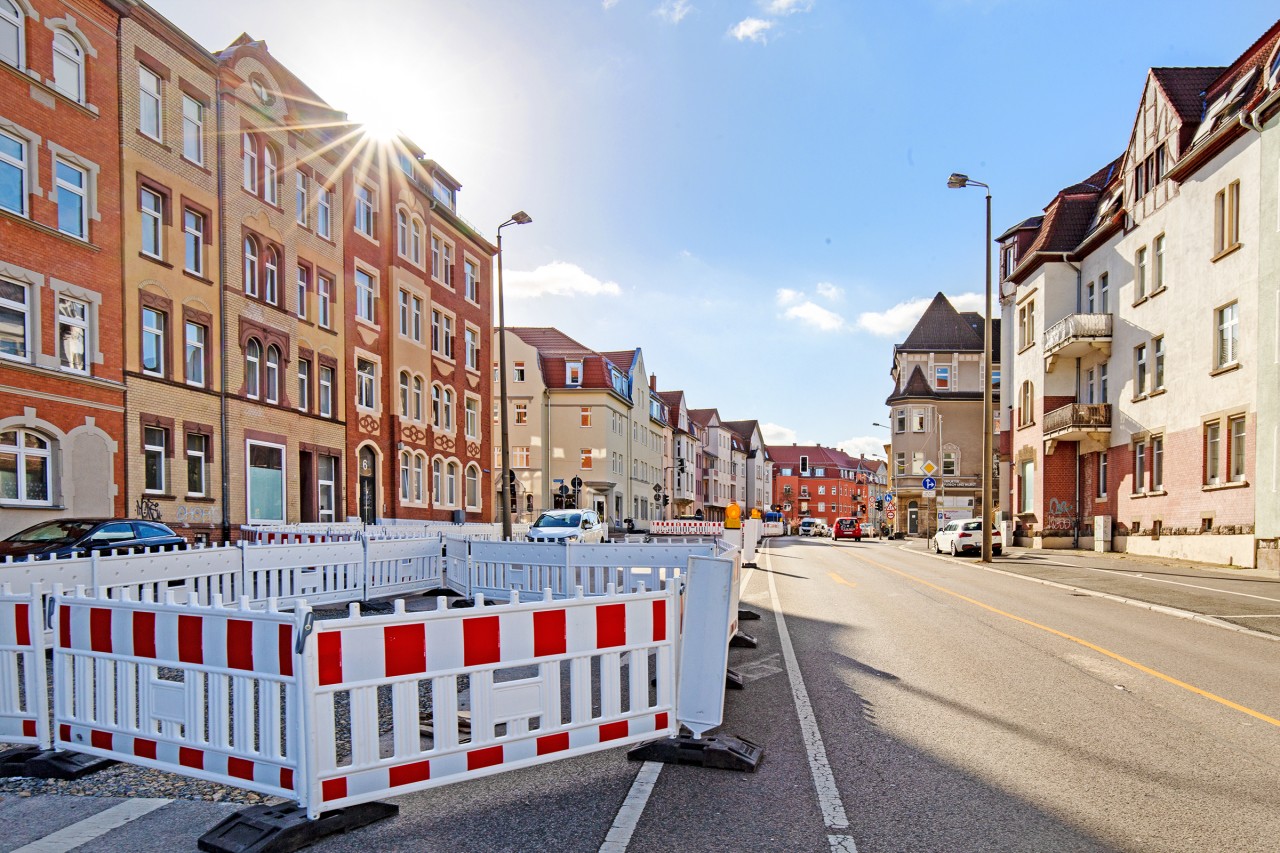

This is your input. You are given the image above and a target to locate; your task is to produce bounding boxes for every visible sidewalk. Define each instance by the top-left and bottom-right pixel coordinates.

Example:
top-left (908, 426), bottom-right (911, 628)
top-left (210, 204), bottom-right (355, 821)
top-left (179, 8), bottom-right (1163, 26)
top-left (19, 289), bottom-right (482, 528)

top-left (894, 537), bottom-right (1280, 640)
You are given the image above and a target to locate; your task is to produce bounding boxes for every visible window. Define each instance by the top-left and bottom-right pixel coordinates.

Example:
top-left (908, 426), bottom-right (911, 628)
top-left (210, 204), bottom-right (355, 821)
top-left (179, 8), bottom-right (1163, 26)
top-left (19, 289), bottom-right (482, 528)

top-left (1099, 363), bottom-right (1109, 402)
top-left (52, 31), bottom-right (83, 103)
top-left (396, 210), bottom-right (408, 256)
top-left (1153, 234), bottom-right (1165, 290)
top-left (357, 358), bottom-right (376, 409)
top-left (512, 446), bottom-right (530, 468)
top-left (911, 409), bottom-right (926, 432)
top-left (1229, 416), bottom-right (1246, 483)
top-left (319, 365), bottom-right (333, 417)
top-left (184, 209), bottom-right (204, 275)
top-left (141, 307), bottom-right (165, 376)
top-left (55, 159), bottom-right (86, 239)
top-left (297, 358), bottom-right (310, 411)
top-left (317, 185), bottom-right (331, 238)
top-left (431, 234), bottom-right (454, 284)
top-left (0, 0), bottom-right (21, 70)
top-left (399, 371), bottom-right (410, 417)
top-left (465, 259), bottom-right (479, 302)
top-left (442, 388), bottom-right (454, 431)
top-left (580, 448), bottom-right (593, 470)
top-left (1153, 337), bottom-right (1164, 390)
top-left (1214, 180), bottom-right (1241, 256)
top-left (244, 339), bottom-right (260, 398)
top-left (911, 452), bottom-right (924, 475)
top-left (295, 266), bottom-right (308, 319)
top-left (264, 345), bottom-right (280, 403)
top-left (1151, 437), bottom-right (1163, 491)
top-left (1204, 421), bottom-right (1221, 485)
top-left (894, 408), bottom-right (906, 433)
top-left (247, 442), bottom-right (285, 523)
top-left (465, 326), bottom-right (479, 370)
top-left (1134, 344), bottom-right (1148, 396)
top-left (1134, 441), bottom-right (1146, 494)
top-left (262, 146), bottom-right (278, 205)
top-left (1019, 459), bottom-right (1034, 514)
top-left (1018, 300), bottom-right (1035, 348)
top-left (141, 188), bottom-right (163, 258)
top-left (413, 455), bottom-right (424, 503)
top-left (355, 269), bottom-right (375, 322)
top-left (186, 432), bottom-right (207, 496)
top-left (1135, 247), bottom-right (1147, 300)
top-left (413, 376), bottom-right (424, 421)
top-left (144, 426), bottom-right (166, 493)
top-left (1098, 273), bottom-right (1109, 313)
top-left (942, 450), bottom-right (957, 476)
top-left (263, 247), bottom-right (279, 305)
top-left (355, 184), bottom-right (374, 236)
top-left (295, 172), bottom-right (308, 226)
top-left (431, 384), bottom-right (441, 426)
top-left (243, 236), bottom-right (258, 296)
top-left (184, 321), bottom-right (205, 386)
top-left (0, 129), bottom-right (26, 215)
top-left (1096, 452), bottom-right (1108, 498)
top-left (400, 451), bottom-right (411, 500)
top-left (1086, 281), bottom-right (1096, 313)
top-left (317, 275), bottom-right (331, 328)
top-left (446, 461), bottom-right (459, 506)
top-left (57, 296), bottom-right (87, 373)
top-left (466, 465), bottom-right (480, 509)
top-left (580, 406), bottom-right (592, 427)
top-left (465, 396), bottom-right (479, 439)
top-left (429, 311), bottom-right (454, 358)
top-left (398, 290), bottom-right (409, 336)
top-left (1215, 302), bottom-right (1239, 369)
top-left (1019, 380), bottom-right (1034, 426)
top-left (514, 402), bottom-right (527, 424)
top-left (0, 428), bottom-right (51, 504)
top-left (567, 360), bottom-right (582, 386)
top-left (242, 133), bottom-right (257, 193)
top-left (181, 95), bottom-right (202, 163)
top-left (513, 362), bottom-right (526, 382)
top-left (318, 455), bottom-right (337, 522)
top-left (934, 365), bottom-right (950, 390)
top-left (411, 219), bottom-right (423, 264)
top-left (431, 458), bottom-right (442, 503)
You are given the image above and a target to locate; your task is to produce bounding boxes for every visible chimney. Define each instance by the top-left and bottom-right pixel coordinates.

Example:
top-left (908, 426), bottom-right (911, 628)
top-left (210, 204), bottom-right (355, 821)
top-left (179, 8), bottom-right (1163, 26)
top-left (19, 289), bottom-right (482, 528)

top-left (649, 373), bottom-right (657, 391)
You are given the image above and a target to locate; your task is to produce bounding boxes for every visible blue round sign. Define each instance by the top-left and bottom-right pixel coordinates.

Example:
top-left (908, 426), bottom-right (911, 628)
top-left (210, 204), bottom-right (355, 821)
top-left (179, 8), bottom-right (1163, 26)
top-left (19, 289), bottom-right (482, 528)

top-left (922, 477), bottom-right (937, 491)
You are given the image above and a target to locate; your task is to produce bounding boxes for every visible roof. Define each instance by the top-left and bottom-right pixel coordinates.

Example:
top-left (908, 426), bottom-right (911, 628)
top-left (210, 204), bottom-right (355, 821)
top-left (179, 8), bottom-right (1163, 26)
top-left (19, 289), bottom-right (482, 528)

top-left (898, 293), bottom-right (983, 352)
top-left (509, 327), bottom-right (594, 356)
top-left (767, 445), bottom-right (870, 471)
top-left (1005, 159), bottom-right (1121, 282)
top-left (600, 350), bottom-right (638, 372)
top-left (996, 215), bottom-right (1043, 242)
top-left (885, 363), bottom-right (985, 405)
top-left (688, 408), bottom-right (719, 427)
top-left (655, 390), bottom-right (685, 411)
top-left (1151, 67), bottom-right (1228, 122)
top-left (508, 327), bottom-right (630, 395)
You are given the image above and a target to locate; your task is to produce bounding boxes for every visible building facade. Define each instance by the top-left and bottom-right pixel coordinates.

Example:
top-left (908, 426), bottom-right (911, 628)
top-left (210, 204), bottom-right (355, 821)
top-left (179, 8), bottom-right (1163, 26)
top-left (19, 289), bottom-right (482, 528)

top-left (769, 445), bottom-right (879, 532)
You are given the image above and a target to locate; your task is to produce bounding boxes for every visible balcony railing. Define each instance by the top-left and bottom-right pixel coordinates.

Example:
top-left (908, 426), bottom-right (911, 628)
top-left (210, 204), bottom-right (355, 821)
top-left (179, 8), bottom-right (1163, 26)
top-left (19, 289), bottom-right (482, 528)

top-left (1043, 313), bottom-right (1113, 365)
top-left (1043, 403), bottom-right (1111, 437)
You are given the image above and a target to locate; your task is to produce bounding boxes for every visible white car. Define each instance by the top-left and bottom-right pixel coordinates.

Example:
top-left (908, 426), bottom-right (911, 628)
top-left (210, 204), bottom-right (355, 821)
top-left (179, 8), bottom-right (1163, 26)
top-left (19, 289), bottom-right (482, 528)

top-left (859, 522), bottom-right (876, 538)
top-left (527, 509), bottom-right (608, 543)
top-left (932, 518), bottom-right (1002, 556)
top-left (798, 518), bottom-right (828, 537)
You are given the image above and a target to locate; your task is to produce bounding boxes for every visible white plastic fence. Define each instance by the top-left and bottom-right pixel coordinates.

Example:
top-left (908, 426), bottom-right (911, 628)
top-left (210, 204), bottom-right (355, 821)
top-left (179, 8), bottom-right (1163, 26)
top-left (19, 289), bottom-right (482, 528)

top-left (649, 520), bottom-right (725, 537)
top-left (242, 522), bottom-right (533, 543)
top-left (0, 583), bottom-right (49, 748)
top-left (466, 542), bottom-right (714, 602)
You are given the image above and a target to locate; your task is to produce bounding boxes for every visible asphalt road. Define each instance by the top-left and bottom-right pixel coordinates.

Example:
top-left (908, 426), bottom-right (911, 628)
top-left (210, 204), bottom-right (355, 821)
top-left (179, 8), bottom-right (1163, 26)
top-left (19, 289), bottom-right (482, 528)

top-left (3, 537), bottom-right (1278, 852)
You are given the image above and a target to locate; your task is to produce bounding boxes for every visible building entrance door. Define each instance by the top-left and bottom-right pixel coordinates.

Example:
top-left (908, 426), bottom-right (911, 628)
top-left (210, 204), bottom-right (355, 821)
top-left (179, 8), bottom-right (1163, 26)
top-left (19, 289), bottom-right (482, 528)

top-left (907, 500), bottom-right (919, 535)
top-left (358, 446), bottom-right (377, 524)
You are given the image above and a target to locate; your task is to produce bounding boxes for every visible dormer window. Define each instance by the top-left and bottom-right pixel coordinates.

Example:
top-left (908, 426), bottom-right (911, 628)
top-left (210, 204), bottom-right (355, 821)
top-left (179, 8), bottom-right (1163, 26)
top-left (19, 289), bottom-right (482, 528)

top-left (432, 180), bottom-right (455, 211)
top-left (567, 360), bottom-right (582, 386)
top-left (799, 455), bottom-right (809, 474)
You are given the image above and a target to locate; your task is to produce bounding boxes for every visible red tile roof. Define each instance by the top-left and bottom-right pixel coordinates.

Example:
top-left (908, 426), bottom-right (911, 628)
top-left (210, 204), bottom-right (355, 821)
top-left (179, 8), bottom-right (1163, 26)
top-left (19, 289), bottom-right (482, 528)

top-left (510, 327), bottom-right (629, 393)
top-left (1151, 67), bottom-right (1227, 123)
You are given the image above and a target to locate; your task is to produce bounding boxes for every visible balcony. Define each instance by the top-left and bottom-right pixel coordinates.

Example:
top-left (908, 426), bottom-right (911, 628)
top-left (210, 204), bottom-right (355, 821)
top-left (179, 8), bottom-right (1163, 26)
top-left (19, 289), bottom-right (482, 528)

top-left (1043, 403), bottom-right (1111, 453)
top-left (1043, 313), bottom-right (1112, 370)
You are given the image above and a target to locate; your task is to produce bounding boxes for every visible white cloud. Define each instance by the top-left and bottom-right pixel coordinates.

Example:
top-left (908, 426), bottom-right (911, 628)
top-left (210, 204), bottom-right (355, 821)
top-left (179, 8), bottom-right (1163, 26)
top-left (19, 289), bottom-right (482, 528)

top-left (775, 287), bottom-right (803, 306)
top-left (762, 0), bottom-right (813, 14)
top-left (761, 423), bottom-right (799, 446)
top-left (729, 17), bottom-right (773, 42)
top-left (784, 301), bottom-right (845, 331)
top-left (836, 435), bottom-right (888, 459)
top-left (815, 281), bottom-right (843, 302)
top-left (655, 0), bottom-right (693, 23)
top-left (602, 0), bottom-right (620, 8)
top-left (856, 292), bottom-right (984, 338)
top-left (505, 262), bottom-right (623, 299)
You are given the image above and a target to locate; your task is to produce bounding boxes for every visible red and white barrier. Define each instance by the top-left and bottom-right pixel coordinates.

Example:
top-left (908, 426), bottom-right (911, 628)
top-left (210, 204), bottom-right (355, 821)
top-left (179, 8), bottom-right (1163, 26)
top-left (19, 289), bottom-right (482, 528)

top-left (465, 542), bottom-right (713, 602)
top-left (0, 584), bottom-right (49, 748)
top-left (649, 520), bottom-right (725, 537)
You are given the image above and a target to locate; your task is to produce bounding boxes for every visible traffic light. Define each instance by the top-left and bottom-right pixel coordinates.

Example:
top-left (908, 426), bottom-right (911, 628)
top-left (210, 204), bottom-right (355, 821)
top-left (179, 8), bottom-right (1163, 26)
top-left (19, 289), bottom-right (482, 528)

top-left (662, 496), bottom-right (670, 506)
top-left (875, 499), bottom-right (883, 511)
top-left (677, 458), bottom-right (686, 474)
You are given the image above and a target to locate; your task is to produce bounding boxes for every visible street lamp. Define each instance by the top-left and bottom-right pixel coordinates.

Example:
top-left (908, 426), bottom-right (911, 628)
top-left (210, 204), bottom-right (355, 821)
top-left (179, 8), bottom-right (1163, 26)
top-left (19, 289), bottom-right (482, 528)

top-left (496, 210), bottom-right (532, 541)
top-left (871, 422), bottom-right (890, 430)
top-left (947, 173), bottom-right (994, 562)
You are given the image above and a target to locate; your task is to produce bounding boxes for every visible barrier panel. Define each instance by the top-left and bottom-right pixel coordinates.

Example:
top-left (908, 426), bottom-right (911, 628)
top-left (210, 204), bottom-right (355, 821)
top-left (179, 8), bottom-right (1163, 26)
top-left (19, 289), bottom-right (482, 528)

top-left (302, 585), bottom-right (678, 819)
top-left (241, 524), bottom-right (364, 545)
top-left (242, 541), bottom-right (366, 608)
top-left (52, 588), bottom-right (306, 802)
top-left (468, 542), bottom-right (571, 601)
top-left (442, 536), bottom-right (471, 597)
top-left (365, 538), bottom-right (445, 599)
top-left (649, 521), bottom-right (725, 537)
top-left (568, 544), bottom-right (712, 599)
top-left (0, 584), bottom-right (49, 749)
top-left (92, 544), bottom-right (243, 606)
top-left (466, 542), bottom-right (715, 602)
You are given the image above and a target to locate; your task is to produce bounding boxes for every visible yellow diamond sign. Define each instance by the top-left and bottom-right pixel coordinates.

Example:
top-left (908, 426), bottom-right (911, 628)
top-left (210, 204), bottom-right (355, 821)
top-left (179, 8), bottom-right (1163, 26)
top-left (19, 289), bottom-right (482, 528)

top-left (922, 461), bottom-right (937, 476)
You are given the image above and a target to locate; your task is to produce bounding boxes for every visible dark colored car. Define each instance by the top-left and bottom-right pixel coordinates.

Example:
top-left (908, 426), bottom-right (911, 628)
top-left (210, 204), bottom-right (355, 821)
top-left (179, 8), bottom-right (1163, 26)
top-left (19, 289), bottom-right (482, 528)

top-left (832, 517), bottom-right (862, 541)
top-left (0, 518), bottom-right (186, 560)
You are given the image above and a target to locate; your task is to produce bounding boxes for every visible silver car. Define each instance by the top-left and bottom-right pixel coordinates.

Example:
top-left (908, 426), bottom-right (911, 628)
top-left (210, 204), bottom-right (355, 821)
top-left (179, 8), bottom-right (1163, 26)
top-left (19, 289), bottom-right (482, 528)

top-left (526, 509), bottom-right (608, 543)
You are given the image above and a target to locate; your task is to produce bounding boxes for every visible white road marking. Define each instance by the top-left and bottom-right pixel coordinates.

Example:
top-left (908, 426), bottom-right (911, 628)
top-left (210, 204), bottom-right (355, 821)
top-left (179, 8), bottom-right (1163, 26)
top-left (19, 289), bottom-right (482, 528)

top-left (1026, 559), bottom-right (1280, 604)
top-left (599, 761), bottom-right (663, 853)
top-left (12, 798), bottom-right (171, 853)
top-left (764, 543), bottom-right (858, 852)
top-left (740, 565), bottom-right (755, 599)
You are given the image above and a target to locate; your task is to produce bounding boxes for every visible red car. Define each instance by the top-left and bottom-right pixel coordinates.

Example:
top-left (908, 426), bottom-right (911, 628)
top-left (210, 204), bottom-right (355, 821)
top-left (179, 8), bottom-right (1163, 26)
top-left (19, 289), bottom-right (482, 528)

top-left (831, 517), bottom-right (861, 541)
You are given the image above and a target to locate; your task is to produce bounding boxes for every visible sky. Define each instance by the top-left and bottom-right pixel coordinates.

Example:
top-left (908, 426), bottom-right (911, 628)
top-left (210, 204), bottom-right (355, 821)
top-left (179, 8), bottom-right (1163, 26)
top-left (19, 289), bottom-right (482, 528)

top-left (150, 0), bottom-right (1279, 460)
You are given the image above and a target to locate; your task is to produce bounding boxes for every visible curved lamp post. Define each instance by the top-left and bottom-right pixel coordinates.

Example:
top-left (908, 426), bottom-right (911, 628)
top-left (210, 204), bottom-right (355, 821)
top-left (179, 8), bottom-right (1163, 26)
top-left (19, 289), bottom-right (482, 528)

top-left (497, 211), bottom-right (532, 540)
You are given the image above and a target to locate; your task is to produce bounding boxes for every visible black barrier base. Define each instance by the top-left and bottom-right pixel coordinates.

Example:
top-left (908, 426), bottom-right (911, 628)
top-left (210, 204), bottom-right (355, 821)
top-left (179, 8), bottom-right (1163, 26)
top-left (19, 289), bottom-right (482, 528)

top-left (0, 745), bottom-right (44, 777)
top-left (198, 801), bottom-right (398, 853)
top-left (0, 748), bottom-right (117, 780)
top-left (738, 608), bottom-right (761, 621)
top-left (730, 631), bottom-right (758, 649)
top-left (725, 668), bottom-right (745, 690)
top-left (627, 733), bottom-right (763, 772)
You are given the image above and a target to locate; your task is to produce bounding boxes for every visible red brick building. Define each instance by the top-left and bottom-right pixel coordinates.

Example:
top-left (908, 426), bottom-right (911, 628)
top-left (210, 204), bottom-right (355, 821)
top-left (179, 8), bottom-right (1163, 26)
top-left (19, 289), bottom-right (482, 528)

top-left (769, 445), bottom-right (881, 532)
top-left (0, 0), bottom-right (124, 536)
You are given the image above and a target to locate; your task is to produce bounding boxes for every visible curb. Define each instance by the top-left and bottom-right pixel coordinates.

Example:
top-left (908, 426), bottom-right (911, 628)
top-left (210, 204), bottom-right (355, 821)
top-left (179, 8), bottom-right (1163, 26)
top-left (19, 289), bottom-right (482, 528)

top-left (904, 543), bottom-right (1280, 644)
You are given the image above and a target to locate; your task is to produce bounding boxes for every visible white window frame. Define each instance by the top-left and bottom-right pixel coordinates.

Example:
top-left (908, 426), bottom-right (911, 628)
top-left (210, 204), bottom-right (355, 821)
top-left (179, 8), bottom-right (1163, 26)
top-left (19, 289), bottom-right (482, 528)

top-left (465, 395), bottom-right (480, 440)
top-left (243, 236), bottom-right (258, 297)
top-left (263, 246), bottom-right (279, 305)
top-left (567, 359), bottom-right (582, 386)
top-left (295, 266), bottom-right (308, 319)
top-left (181, 94), bottom-right (203, 164)
top-left (319, 365), bottom-right (334, 417)
top-left (140, 188), bottom-right (163, 258)
top-left (0, 428), bottom-right (52, 504)
top-left (245, 439), bottom-right (287, 524)
top-left (184, 320), bottom-right (205, 387)
top-left (183, 208), bottom-right (204, 275)
top-left (1215, 301), bottom-right (1239, 369)
top-left (0, 0), bottom-right (23, 71)
top-left (465, 325), bottom-right (480, 370)
top-left (297, 357), bottom-right (310, 412)
top-left (52, 30), bottom-right (84, 104)
top-left (242, 133), bottom-right (257, 194)
top-left (317, 275), bottom-right (331, 328)
top-left (244, 339), bottom-right (261, 399)
top-left (465, 258), bottom-right (479, 303)
top-left (356, 358), bottom-right (377, 410)
top-left (317, 185), bottom-right (331, 238)
top-left (0, 128), bottom-right (26, 216)
top-left (1229, 415), bottom-right (1246, 483)
top-left (1205, 421), bottom-right (1221, 485)
top-left (56, 295), bottom-right (88, 374)
top-left (143, 425), bottom-right (166, 494)
top-left (355, 184), bottom-right (374, 236)
top-left (262, 145), bottom-right (278, 205)
top-left (264, 345), bottom-right (280, 404)
top-left (318, 455), bottom-right (337, 522)
top-left (186, 432), bottom-right (207, 497)
top-left (55, 158), bottom-right (87, 239)
top-left (141, 306), bottom-right (165, 377)
top-left (355, 267), bottom-right (376, 323)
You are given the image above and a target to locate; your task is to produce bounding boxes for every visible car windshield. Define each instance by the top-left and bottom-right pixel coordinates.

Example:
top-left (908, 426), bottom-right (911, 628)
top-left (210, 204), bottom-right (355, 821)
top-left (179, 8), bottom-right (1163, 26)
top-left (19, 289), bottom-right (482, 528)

top-left (533, 513), bottom-right (580, 529)
top-left (8, 520), bottom-right (99, 544)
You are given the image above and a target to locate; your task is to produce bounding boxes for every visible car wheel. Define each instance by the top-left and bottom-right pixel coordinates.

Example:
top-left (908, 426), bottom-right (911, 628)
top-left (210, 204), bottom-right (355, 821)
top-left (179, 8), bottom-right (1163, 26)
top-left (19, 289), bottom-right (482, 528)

top-left (993, 547), bottom-right (1002, 556)
top-left (950, 541), bottom-right (958, 557)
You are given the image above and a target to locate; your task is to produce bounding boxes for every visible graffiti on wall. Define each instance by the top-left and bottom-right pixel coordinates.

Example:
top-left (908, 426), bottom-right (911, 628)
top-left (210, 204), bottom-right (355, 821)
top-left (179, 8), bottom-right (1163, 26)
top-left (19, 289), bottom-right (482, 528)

top-left (1046, 497), bottom-right (1076, 530)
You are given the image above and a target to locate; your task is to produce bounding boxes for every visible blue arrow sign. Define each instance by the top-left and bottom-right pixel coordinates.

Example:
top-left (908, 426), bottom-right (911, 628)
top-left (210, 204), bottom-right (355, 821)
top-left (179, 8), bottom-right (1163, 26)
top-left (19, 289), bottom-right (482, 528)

top-left (921, 477), bottom-right (936, 491)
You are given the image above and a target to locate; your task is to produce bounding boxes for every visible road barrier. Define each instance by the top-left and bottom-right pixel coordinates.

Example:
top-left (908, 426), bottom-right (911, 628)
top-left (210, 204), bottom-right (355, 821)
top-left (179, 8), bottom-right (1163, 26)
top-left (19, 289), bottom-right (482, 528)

top-left (465, 542), bottom-right (715, 602)
top-left (241, 521), bottom-right (533, 543)
top-left (0, 584), bottom-right (49, 749)
top-left (649, 520), bottom-right (725, 537)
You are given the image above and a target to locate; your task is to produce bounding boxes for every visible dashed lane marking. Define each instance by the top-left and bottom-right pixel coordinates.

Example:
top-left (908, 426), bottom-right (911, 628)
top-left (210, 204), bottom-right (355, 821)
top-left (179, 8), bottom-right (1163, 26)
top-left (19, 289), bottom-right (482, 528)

top-left (828, 572), bottom-right (857, 588)
top-left (12, 798), bottom-right (171, 853)
top-left (599, 761), bottom-right (663, 853)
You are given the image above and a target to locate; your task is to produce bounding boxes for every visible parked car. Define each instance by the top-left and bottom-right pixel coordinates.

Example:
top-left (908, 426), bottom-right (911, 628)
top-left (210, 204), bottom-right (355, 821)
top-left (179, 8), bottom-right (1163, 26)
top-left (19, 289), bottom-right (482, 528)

top-left (798, 517), bottom-right (828, 537)
top-left (932, 518), bottom-right (1003, 556)
top-left (859, 522), bottom-right (876, 538)
top-left (831, 517), bottom-right (861, 541)
top-left (526, 509), bottom-right (608, 543)
top-left (0, 518), bottom-right (186, 560)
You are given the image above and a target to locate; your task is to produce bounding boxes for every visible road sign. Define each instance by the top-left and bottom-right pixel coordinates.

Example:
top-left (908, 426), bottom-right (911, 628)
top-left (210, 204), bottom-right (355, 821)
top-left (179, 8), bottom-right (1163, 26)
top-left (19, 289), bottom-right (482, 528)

top-left (886, 508), bottom-right (896, 519)
top-left (922, 461), bottom-right (937, 476)
top-left (921, 477), bottom-right (936, 491)
top-left (923, 489), bottom-right (936, 499)
top-left (558, 484), bottom-right (570, 497)
top-left (571, 477), bottom-right (583, 490)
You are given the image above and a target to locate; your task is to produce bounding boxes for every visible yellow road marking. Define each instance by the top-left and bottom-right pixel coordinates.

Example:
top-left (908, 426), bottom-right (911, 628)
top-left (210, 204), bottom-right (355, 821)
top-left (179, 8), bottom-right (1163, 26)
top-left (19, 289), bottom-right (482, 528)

top-left (827, 572), bottom-right (857, 589)
top-left (854, 552), bottom-right (1280, 728)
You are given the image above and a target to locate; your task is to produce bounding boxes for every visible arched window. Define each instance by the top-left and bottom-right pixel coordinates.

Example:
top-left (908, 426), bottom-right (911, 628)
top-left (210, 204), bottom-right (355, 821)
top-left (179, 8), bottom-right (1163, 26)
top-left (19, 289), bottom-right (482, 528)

top-left (1019, 380), bottom-right (1034, 426)
top-left (242, 133), bottom-right (258, 193)
top-left (396, 210), bottom-right (408, 256)
top-left (465, 464), bottom-right (480, 509)
top-left (442, 388), bottom-right (454, 431)
top-left (411, 218), bottom-right (423, 263)
top-left (264, 345), bottom-right (280, 403)
top-left (413, 454), bottom-right (425, 502)
top-left (431, 458), bottom-right (442, 504)
top-left (1, 0), bottom-right (24, 70)
top-left (412, 376), bottom-right (423, 420)
top-left (400, 450), bottom-right (411, 500)
top-left (263, 246), bottom-right (279, 304)
top-left (0, 427), bottom-right (52, 504)
top-left (431, 384), bottom-right (442, 427)
top-left (51, 31), bottom-right (83, 103)
top-left (243, 236), bottom-right (259, 296)
top-left (445, 461), bottom-right (459, 507)
top-left (399, 371), bottom-right (410, 417)
top-left (263, 145), bottom-right (278, 204)
top-left (245, 339), bottom-right (261, 399)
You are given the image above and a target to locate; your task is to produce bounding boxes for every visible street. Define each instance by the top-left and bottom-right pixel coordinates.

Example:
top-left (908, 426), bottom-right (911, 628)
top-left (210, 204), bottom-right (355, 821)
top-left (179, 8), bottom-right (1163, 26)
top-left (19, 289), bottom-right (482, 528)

top-left (2, 537), bottom-right (1278, 852)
